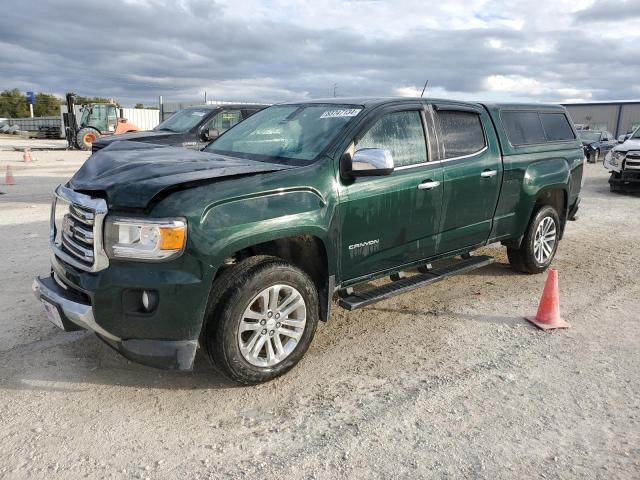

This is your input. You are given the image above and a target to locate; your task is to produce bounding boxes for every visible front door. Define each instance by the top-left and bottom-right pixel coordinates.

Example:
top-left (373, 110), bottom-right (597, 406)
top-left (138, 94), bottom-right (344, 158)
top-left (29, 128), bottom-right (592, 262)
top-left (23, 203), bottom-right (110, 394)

top-left (433, 106), bottom-right (503, 254)
top-left (339, 107), bottom-right (443, 281)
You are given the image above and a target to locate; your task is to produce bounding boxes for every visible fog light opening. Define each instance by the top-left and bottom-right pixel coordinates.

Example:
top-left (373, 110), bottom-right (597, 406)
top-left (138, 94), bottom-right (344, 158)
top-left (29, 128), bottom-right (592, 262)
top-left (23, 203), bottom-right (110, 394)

top-left (141, 290), bottom-right (158, 313)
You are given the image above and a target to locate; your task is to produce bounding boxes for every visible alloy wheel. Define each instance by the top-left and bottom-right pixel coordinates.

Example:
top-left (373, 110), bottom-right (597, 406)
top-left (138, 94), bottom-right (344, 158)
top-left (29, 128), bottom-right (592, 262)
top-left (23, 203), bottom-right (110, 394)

top-left (238, 284), bottom-right (307, 367)
top-left (533, 216), bottom-right (557, 264)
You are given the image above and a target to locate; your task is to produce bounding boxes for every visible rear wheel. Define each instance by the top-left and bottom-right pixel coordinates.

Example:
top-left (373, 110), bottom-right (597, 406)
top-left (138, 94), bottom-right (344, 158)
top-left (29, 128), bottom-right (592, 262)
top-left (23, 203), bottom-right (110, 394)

top-left (205, 256), bottom-right (319, 384)
top-left (507, 205), bottom-right (560, 274)
top-left (590, 149), bottom-right (600, 163)
top-left (76, 128), bottom-right (100, 150)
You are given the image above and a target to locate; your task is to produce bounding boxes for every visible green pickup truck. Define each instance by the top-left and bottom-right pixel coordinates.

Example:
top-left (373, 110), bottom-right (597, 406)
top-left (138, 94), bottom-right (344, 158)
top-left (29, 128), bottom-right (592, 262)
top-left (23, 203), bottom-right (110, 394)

top-left (33, 98), bottom-right (584, 384)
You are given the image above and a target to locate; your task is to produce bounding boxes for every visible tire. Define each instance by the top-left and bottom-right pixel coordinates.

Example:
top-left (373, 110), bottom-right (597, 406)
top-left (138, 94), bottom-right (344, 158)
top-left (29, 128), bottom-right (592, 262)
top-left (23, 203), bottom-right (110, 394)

top-left (76, 128), bottom-right (100, 150)
top-left (204, 256), bottom-right (319, 384)
top-left (507, 205), bottom-right (560, 274)
top-left (590, 149), bottom-right (600, 164)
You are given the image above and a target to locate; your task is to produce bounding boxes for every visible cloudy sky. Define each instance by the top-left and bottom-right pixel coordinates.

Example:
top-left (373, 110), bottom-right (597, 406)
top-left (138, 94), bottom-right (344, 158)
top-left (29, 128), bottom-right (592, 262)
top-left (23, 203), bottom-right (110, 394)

top-left (1, 0), bottom-right (639, 106)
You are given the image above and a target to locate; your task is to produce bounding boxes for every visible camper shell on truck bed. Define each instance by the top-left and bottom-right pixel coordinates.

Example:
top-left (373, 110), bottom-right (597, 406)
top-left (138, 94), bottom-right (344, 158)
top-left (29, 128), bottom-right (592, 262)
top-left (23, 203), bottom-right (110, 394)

top-left (33, 97), bottom-right (584, 384)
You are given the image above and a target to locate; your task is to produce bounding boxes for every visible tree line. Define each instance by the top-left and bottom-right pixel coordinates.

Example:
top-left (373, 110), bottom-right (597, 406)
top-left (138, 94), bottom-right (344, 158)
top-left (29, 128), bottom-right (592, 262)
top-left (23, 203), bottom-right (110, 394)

top-left (0, 89), bottom-right (156, 118)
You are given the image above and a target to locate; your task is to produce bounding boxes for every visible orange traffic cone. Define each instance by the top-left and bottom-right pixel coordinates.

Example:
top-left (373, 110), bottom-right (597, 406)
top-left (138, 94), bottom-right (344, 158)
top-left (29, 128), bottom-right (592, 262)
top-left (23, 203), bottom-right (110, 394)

top-left (526, 269), bottom-right (570, 331)
top-left (23, 148), bottom-right (32, 163)
top-left (5, 165), bottom-right (15, 185)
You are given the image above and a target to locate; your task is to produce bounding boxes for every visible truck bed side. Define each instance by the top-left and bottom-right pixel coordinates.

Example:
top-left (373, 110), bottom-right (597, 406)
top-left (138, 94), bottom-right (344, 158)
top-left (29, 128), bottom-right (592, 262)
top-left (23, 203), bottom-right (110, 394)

top-left (482, 104), bottom-right (584, 244)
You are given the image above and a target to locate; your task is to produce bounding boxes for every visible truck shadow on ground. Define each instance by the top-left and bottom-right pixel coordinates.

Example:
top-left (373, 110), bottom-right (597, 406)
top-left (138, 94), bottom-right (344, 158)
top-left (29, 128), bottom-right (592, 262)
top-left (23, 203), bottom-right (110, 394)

top-left (368, 306), bottom-right (526, 327)
top-left (462, 261), bottom-right (514, 277)
top-left (3, 331), bottom-right (244, 392)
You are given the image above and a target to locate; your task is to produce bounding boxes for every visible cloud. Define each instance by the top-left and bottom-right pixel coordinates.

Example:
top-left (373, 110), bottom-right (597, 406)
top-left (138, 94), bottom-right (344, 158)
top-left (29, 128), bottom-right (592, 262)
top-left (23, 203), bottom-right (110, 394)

top-left (0, 0), bottom-right (638, 106)
top-left (574, 0), bottom-right (640, 23)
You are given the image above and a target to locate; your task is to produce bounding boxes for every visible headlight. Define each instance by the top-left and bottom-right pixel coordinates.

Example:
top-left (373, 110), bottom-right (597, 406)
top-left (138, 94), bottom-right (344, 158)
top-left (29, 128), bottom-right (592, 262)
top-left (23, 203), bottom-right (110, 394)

top-left (105, 217), bottom-right (187, 261)
top-left (610, 151), bottom-right (625, 166)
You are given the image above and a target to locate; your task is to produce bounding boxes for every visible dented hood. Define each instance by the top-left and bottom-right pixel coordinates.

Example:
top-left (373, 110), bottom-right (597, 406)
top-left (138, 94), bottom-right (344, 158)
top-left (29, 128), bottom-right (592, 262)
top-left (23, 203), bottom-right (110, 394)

top-left (68, 141), bottom-right (292, 209)
top-left (614, 138), bottom-right (640, 153)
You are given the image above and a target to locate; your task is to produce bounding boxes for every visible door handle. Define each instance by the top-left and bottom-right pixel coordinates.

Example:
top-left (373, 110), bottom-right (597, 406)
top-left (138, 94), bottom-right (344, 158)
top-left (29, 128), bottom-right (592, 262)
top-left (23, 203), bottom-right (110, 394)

top-left (417, 180), bottom-right (441, 190)
top-left (481, 169), bottom-right (497, 178)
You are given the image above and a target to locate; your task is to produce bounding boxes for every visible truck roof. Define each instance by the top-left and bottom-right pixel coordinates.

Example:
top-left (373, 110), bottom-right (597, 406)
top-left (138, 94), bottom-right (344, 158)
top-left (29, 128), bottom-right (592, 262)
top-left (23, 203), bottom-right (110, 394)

top-left (276, 97), bottom-right (568, 112)
top-left (482, 102), bottom-right (567, 111)
top-left (277, 97), bottom-right (482, 107)
top-left (183, 103), bottom-right (267, 110)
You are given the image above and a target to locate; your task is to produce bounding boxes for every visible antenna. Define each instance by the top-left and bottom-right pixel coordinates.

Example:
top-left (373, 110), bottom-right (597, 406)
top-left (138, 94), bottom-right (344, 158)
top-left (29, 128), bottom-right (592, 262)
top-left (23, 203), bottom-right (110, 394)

top-left (420, 80), bottom-right (429, 98)
top-left (333, 83), bottom-right (338, 98)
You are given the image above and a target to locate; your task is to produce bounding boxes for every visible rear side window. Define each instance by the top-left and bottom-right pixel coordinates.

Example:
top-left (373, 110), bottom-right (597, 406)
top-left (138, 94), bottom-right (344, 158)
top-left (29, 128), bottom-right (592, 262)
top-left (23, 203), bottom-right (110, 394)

top-left (437, 111), bottom-right (486, 159)
top-left (501, 111), bottom-right (547, 146)
top-left (502, 111), bottom-right (575, 145)
top-left (540, 113), bottom-right (575, 141)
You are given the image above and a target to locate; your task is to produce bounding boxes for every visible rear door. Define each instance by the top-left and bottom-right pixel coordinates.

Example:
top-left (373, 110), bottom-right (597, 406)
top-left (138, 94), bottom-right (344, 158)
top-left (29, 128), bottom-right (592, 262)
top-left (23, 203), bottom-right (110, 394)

top-left (433, 105), bottom-right (503, 254)
top-left (339, 105), bottom-right (443, 281)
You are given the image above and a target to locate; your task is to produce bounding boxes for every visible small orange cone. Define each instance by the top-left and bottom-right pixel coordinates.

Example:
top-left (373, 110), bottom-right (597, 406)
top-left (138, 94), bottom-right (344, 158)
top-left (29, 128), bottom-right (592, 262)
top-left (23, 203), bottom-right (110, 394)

top-left (23, 148), bottom-right (32, 163)
top-left (526, 269), bottom-right (570, 331)
top-left (5, 165), bottom-right (15, 185)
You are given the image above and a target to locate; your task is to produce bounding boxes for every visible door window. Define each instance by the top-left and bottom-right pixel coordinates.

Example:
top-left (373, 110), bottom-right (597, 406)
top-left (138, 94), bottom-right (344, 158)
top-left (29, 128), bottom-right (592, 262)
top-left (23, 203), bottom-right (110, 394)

top-left (241, 108), bottom-right (262, 119)
top-left (436, 111), bottom-right (486, 158)
top-left (356, 111), bottom-right (427, 167)
top-left (106, 105), bottom-right (118, 132)
top-left (207, 110), bottom-right (242, 134)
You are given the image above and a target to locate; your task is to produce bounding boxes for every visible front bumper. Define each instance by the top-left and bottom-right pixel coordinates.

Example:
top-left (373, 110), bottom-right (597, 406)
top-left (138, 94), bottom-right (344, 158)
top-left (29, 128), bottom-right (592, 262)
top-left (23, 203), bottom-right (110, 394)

top-left (32, 274), bottom-right (197, 370)
top-left (609, 170), bottom-right (640, 191)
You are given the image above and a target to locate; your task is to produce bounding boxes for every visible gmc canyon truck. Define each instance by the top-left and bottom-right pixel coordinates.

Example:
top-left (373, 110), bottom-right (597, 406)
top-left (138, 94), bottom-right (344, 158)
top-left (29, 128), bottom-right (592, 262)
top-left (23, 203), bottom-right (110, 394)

top-left (604, 127), bottom-right (640, 192)
top-left (33, 98), bottom-right (584, 384)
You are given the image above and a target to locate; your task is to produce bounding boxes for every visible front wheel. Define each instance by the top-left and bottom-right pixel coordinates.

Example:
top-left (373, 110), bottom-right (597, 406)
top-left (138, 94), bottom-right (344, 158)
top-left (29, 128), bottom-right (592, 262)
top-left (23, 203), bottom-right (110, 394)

top-left (76, 128), bottom-right (100, 150)
top-left (205, 256), bottom-right (319, 384)
top-left (507, 205), bottom-right (560, 274)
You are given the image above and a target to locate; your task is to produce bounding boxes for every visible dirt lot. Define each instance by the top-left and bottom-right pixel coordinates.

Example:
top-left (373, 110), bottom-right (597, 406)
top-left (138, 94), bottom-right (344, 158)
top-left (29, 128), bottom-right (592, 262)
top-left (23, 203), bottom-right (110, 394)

top-left (0, 141), bottom-right (638, 479)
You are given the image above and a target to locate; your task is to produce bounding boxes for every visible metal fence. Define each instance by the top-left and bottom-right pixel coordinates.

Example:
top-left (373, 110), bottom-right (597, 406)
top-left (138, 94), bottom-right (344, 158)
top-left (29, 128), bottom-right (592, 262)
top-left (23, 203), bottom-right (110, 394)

top-left (0, 116), bottom-right (61, 131)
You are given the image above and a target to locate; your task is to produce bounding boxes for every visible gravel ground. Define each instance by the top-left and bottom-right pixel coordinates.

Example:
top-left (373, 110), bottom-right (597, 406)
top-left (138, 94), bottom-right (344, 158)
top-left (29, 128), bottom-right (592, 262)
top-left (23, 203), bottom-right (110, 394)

top-left (0, 142), bottom-right (638, 479)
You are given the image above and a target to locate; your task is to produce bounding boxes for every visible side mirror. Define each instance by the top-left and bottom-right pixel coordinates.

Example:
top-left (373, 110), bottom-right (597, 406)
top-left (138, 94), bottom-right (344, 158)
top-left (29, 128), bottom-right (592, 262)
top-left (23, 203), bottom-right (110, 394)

top-left (343, 148), bottom-right (394, 178)
top-left (202, 128), bottom-right (220, 141)
top-left (618, 135), bottom-right (626, 143)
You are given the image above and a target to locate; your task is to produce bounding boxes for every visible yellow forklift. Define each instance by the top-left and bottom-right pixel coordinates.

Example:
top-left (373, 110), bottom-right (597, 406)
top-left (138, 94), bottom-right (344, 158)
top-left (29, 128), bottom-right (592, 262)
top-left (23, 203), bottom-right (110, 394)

top-left (64, 93), bottom-right (140, 150)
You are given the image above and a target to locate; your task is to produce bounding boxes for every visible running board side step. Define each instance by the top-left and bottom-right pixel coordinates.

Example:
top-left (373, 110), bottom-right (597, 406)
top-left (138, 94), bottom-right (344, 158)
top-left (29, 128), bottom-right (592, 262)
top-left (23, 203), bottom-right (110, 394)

top-left (337, 255), bottom-right (494, 311)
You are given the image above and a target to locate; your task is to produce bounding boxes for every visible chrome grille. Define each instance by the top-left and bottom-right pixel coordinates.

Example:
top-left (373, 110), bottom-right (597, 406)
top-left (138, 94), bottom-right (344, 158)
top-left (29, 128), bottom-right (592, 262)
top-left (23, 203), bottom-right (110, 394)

top-left (50, 185), bottom-right (109, 272)
top-left (625, 151), bottom-right (640, 170)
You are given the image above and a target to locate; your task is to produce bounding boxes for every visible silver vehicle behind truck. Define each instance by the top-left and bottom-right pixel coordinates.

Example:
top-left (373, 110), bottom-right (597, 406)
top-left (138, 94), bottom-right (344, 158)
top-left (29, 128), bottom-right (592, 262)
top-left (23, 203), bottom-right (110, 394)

top-left (604, 127), bottom-right (640, 193)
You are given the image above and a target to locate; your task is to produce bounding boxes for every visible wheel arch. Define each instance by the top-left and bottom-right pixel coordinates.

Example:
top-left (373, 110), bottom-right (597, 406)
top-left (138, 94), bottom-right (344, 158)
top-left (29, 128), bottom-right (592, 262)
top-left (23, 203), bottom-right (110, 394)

top-left (504, 182), bottom-right (569, 249)
top-left (525, 185), bottom-right (568, 242)
top-left (208, 232), bottom-right (334, 324)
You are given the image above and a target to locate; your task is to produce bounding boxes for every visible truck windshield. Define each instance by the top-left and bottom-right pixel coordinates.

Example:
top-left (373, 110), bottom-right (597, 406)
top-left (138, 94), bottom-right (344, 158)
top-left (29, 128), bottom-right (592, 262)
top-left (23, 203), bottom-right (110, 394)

top-left (205, 104), bottom-right (363, 164)
top-left (578, 131), bottom-right (602, 142)
top-left (155, 108), bottom-right (210, 133)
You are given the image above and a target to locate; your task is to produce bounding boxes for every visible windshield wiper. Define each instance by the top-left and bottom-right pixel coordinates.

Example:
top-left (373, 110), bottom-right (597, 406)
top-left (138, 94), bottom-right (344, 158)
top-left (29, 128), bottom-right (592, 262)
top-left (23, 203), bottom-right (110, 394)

top-left (156, 127), bottom-right (177, 132)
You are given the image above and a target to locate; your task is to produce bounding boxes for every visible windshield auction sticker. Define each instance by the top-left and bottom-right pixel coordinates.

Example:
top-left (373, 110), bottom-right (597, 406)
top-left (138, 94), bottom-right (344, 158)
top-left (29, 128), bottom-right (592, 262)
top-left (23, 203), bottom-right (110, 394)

top-left (320, 109), bottom-right (362, 119)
